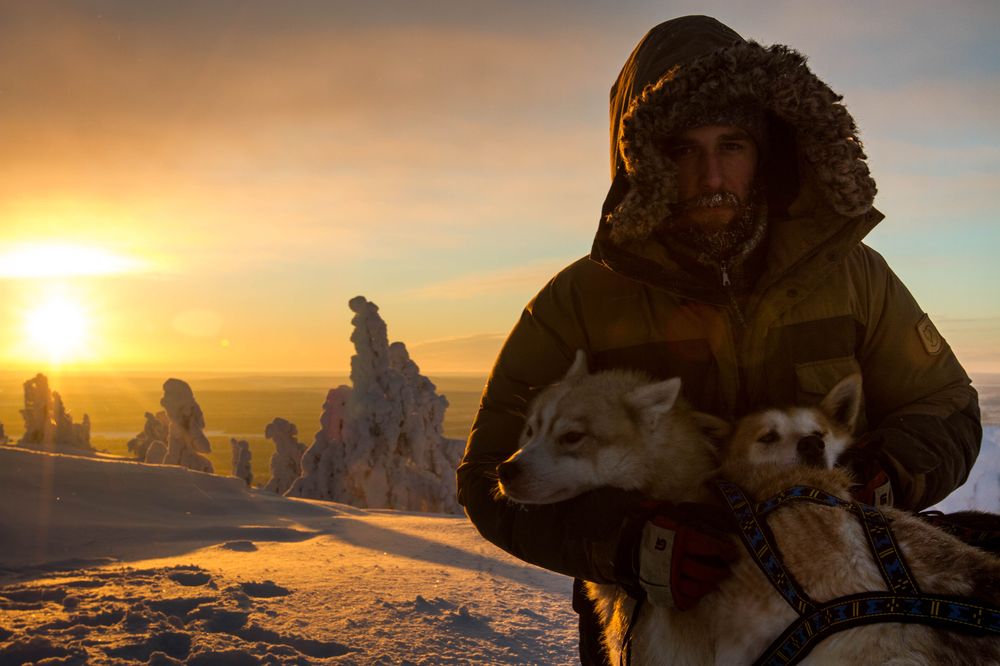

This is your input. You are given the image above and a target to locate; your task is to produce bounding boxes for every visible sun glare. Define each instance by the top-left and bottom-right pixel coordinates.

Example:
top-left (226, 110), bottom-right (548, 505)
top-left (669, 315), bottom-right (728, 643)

top-left (0, 244), bottom-right (142, 278)
top-left (23, 296), bottom-right (90, 364)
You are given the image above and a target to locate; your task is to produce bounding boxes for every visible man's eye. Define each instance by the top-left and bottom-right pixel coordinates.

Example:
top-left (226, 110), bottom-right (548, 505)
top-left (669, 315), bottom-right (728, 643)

top-left (664, 143), bottom-right (696, 160)
top-left (559, 431), bottom-right (585, 446)
top-left (758, 431), bottom-right (779, 444)
top-left (721, 141), bottom-right (746, 152)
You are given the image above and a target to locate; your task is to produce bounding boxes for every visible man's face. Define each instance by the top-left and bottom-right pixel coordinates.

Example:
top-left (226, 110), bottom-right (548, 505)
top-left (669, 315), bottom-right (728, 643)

top-left (666, 124), bottom-right (758, 231)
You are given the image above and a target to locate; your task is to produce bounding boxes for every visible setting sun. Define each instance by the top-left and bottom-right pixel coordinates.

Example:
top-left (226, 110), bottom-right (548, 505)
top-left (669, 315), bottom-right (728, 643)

top-left (23, 295), bottom-right (90, 364)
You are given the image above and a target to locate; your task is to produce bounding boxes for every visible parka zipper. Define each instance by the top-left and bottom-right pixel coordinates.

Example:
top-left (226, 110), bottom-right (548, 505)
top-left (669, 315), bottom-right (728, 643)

top-left (719, 263), bottom-right (747, 330)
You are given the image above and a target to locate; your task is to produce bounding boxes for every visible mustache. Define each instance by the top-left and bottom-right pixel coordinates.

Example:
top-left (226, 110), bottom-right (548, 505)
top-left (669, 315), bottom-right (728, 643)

top-left (680, 192), bottom-right (742, 210)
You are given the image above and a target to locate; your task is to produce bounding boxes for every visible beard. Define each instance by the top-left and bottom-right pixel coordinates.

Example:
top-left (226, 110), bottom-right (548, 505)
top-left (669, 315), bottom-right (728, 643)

top-left (667, 190), bottom-right (761, 262)
top-left (680, 191), bottom-right (742, 213)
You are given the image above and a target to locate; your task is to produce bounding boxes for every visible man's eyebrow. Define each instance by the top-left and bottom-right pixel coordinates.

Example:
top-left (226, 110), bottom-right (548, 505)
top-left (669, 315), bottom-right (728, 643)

top-left (719, 129), bottom-right (753, 141)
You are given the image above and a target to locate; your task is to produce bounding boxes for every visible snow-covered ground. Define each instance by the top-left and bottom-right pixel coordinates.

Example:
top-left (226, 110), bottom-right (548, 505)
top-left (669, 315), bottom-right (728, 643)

top-left (1, 426), bottom-right (997, 665)
top-left (0, 446), bottom-right (578, 665)
top-left (929, 424), bottom-right (1000, 514)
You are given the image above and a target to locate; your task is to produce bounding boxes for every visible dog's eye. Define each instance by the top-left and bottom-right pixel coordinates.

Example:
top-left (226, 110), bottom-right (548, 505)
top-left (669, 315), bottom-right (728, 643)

top-left (559, 431), bottom-right (585, 446)
top-left (758, 431), bottom-right (779, 444)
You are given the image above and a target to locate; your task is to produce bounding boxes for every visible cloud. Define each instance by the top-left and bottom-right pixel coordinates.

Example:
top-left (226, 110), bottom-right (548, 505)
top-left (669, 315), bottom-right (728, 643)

top-left (405, 260), bottom-right (569, 301)
top-left (0, 244), bottom-right (149, 279)
top-left (407, 333), bottom-right (507, 373)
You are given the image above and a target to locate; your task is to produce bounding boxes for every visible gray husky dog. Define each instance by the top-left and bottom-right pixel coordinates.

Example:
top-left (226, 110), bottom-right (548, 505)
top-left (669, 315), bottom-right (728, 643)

top-left (498, 354), bottom-right (1000, 665)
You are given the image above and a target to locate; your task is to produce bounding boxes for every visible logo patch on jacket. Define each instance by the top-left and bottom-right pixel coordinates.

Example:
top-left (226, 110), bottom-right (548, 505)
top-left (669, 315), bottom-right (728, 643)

top-left (916, 314), bottom-right (943, 356)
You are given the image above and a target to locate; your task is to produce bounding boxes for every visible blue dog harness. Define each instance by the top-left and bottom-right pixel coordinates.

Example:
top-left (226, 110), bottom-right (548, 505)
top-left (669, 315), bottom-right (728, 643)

top-left (714, 480), bottom-right (1000, 665)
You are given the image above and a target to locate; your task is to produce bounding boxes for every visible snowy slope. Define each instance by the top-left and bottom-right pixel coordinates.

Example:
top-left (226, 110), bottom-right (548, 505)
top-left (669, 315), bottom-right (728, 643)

top-left (0, 447), bottom-right (577, 665)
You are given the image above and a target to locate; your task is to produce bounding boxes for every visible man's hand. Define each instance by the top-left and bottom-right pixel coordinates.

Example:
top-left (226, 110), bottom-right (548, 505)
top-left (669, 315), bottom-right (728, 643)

top-left (841, 433), bottom-right (895, 507)
top-left (637, 502), bottom-right (739, 610)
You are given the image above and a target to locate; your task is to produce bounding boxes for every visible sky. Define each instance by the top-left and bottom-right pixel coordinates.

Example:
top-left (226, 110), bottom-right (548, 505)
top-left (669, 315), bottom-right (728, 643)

top-left (1, 0), bottom-right (998, 374)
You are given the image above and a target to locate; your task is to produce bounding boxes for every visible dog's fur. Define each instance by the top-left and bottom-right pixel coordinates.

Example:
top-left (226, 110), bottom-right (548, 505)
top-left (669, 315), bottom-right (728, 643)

top-left (721, 374), bottom-right (1000, 664)
top-left (497, 357), bottom-right (1000, 664)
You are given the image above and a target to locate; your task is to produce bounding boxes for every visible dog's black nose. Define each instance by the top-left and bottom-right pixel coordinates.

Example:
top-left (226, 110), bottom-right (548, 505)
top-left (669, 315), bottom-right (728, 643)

top-left (497, 460), bottom-right (521, 484)
top-left (797, 435), bottom-right (825, 457)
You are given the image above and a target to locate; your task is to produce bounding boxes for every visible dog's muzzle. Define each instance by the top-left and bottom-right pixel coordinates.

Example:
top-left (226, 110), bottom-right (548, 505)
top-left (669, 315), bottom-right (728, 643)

top-left (797, 435), bottom-right (827, 469)
top-left (497, 460), bottom-right (521, 485)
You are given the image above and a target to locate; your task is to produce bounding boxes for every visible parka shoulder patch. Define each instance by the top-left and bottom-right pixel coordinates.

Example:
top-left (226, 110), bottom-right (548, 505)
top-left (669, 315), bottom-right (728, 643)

top-left (916, 313), bottom-right (943, 356)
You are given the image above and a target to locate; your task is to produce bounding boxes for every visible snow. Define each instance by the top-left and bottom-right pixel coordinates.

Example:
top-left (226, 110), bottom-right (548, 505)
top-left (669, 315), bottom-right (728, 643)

top-left (929, 424), bottom-right (1000, 514)
top-left (0, 446), bottom-right (578, 665)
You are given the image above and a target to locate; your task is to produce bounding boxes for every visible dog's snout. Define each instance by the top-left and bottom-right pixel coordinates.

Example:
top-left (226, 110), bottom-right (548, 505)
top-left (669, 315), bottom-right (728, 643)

top-left (797, 435), bottom-right (825, 456)
top-left (497, 460), bottom-right (521, 484)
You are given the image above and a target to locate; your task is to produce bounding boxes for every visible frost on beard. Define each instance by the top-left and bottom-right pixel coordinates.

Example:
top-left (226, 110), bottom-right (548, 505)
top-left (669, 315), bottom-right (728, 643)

top-left (18, 373), bottom-right (92, 451)
top-left (263, 418), bottom-right (305, 495)
top-left (127, 411), bottom-right (170, 463)
top-left (159, 378), bottom-right (214, 474)
top-left (231, 438), bottom-right (253, 487)
top-left (286, 296), bottom-right (464, 514)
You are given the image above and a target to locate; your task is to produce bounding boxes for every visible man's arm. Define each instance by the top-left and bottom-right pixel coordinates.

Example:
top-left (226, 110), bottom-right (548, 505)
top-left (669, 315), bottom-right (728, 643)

top-left (456, 281), bottom-right (641, 584)
top-left (855, 248), bottom-right (981, 511)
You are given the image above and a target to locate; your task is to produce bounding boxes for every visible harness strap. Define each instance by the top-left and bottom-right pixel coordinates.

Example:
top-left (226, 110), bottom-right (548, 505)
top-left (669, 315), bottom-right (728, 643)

top-left (753, 592), bottom-right (1000, 666)
top-left (716, 479), bottom-right (1000, 666)
top-left (855, 501), bottom-right (919, 595)
top-left (717, 481), bottom-right (918, 598)
top-left (716, 481), bottom-right (815, 615)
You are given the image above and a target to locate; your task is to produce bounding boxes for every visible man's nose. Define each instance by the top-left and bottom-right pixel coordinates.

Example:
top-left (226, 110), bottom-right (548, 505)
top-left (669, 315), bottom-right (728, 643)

top-left (699, 153), bottom-right (724, 191)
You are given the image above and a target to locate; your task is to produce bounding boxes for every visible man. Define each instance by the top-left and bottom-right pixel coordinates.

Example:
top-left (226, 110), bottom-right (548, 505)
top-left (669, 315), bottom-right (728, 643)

top-left (456, 16), bottom-right (981, 665)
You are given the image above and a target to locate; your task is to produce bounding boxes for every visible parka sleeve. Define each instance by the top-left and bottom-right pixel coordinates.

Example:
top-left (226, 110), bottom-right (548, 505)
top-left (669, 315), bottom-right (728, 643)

top-left (856, 248), bottom-right (981, 511)
top-left (456, 267), bottom-right (641, 584)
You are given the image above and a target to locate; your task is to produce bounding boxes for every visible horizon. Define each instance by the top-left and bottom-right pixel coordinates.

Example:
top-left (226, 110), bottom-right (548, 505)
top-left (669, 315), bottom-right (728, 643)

top-left (2, 1), bottom-right (998, 375)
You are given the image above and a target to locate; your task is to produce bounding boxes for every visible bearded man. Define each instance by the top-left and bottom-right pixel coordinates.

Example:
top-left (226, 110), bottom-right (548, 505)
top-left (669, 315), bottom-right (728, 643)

top-left (457, 16), bottom-right (981, 664)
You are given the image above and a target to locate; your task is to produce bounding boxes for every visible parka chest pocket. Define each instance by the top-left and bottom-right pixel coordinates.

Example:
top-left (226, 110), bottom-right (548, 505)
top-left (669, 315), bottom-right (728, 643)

top-left (794, 356), bottom-right (862, 408)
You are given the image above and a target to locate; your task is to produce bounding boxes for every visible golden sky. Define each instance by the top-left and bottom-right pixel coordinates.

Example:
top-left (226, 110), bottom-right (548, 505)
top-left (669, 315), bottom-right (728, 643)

top-left (1, 1), bottom-right (998, 373)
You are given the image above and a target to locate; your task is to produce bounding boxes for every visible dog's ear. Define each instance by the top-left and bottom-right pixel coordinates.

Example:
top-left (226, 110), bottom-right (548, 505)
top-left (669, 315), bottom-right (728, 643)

top-left (820, 373), bottom-right (863, 432)
top-left (563, 349), bottom-right (589, 381)
top-left (625, 377), bottom-right (682, 428)
top-left (691, 412), bottom-right (732, 447)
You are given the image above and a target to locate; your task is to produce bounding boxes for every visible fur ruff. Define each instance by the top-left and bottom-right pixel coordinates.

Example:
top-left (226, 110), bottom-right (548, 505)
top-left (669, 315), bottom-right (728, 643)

top-left (607, 42), bottom-right (877, 245)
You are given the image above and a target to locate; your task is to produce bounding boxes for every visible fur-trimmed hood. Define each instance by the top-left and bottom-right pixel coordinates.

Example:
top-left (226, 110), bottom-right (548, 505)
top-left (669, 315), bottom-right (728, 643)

top-left (593, 16), bottom-right (881, 297)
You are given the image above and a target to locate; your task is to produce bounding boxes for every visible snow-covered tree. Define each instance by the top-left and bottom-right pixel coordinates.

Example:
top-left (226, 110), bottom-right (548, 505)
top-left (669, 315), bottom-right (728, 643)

top-left (231, 438), bottom-right (253, 487)
top-left (263, 418), bottom-right (306, 495)
top-left (127, 411), bottom-right (169, 462)
top-left (160, 378), bottom-right (214, 474)
top-left (18, 373), bottom-right (92, 451)
top-left (287, 296), bottom-right (464, 513)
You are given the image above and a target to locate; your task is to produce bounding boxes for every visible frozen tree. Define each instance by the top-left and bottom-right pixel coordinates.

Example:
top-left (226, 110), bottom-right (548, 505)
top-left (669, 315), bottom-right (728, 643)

top-left (127, 411), bottom-right (169, 462)
top-left (231, 438), bottom-right (253, 487)
top-left (145, 440), bottom-right (167, 465)
top-left (19, 373), bottom-right (51, 446)
top-left (18, 373), bottom-right (91, 450)
top-left (287, 296), bottom-right (464, 513)
top-left (288, 386), bottom-right (352, 501)
top-left (160, 378), bottom-right (214, 474)
top-left (263, 418), bottom-right (306, 495)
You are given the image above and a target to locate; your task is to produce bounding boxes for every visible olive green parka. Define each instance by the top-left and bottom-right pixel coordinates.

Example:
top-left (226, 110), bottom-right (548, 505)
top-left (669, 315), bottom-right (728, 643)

top-left (457, 14), bottom-right (980, 595)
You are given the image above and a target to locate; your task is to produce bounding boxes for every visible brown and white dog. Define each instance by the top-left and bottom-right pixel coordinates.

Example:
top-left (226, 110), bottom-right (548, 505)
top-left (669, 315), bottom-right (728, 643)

top-left (497, 355), bottom-right (1000, 664)
top-left (720, 373), bottom-right (1000, 664)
